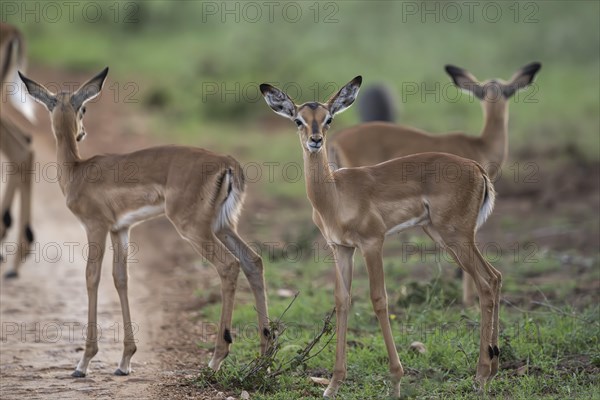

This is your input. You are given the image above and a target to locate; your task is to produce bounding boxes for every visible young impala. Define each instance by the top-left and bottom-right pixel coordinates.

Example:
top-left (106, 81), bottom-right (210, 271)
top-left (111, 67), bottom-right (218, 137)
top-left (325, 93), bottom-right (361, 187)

top-left (0, 22), bottom-right (37, 278)
top-left (19, 68), bottom-right (271, 377)
top-left (260, 77), bottom-right (502, 398)
top-left (328, 62), bottom-right (540, 306)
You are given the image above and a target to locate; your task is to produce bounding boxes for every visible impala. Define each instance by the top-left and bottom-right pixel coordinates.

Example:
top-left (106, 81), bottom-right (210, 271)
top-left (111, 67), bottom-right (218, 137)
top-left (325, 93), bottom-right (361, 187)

top-left (260, 77), bottom-right (502, 398)
top-left (0, 22), bottom-right (37, 278)
top-left (328, 62), bottom-right (540, 306)
top-left (19, 68), bottom-right (271, 377)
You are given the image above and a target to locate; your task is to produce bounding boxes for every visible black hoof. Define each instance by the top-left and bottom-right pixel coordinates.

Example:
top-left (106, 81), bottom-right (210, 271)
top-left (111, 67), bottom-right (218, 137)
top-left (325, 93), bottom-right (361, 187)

top-left (114, 368), bottom-right (129, 376)
top-left (72, 370), bottom-right (86, 378)
top-left (4, 270), bottom-right (18, 279)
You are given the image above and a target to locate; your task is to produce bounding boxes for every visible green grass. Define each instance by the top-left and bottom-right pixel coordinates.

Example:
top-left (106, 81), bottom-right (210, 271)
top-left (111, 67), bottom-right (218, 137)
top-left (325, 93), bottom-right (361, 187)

top-left (192, 247), bottom-right (599, 399)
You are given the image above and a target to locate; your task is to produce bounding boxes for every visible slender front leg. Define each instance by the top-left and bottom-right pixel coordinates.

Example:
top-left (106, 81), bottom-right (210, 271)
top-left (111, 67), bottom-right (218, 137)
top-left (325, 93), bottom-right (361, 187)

top-left (361, 242), bottom-right (403, 398)
top-left (73, 225), bottom-right (108, 377)
top-left (324, 244), bottom-right (355, 398)
top-left (216, 227), bottom-right (271, 355)
top-left (110, 229), bottom-right (137, 375)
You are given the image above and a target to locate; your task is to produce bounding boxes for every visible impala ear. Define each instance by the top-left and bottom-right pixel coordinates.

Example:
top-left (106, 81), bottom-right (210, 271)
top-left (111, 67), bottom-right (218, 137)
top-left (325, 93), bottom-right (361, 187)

top-left (18, 71), bottom-right (57, 111)
top-left (445, 65), bottom-right (485, 100)
top-left (327, 76), bottom-right (362, 115)
top-left (70, 67), bottom-right (109, 110)
top-left (259, 83), bottom-right (297, 120)
top-left (503, 62), bottom-right (541, 98)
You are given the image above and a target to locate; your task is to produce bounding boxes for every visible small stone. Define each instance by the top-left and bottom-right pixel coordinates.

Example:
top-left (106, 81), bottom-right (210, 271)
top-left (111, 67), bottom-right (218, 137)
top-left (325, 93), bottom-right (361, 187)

top-left (410, 341), bottom-right (427, 354)
top-left (276, 288), bottom-right (295, 298)
top-left (240, 391), bottom-right (250, 399)
top-left (310, 376), bottom-right (330, 385)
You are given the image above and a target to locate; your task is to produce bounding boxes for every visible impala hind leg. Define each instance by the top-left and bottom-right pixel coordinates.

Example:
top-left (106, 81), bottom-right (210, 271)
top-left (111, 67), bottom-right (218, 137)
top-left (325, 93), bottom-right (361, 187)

top-left (73, 225), bottom-right (108, 377)
top-left (361, 242), bottom-right (403, 398)
top-left (178, 224), bottom-right (241, 371)
top-left (324, 245), bottom-right (355, 398)
top-left (9, 149), bottom-right (34, 278)
top-left (424, 226), bottom-right (501, 390)
top-left (110, 229), bottom-right (137, 375)
top-left (216, 227), bottom-right (271, 354)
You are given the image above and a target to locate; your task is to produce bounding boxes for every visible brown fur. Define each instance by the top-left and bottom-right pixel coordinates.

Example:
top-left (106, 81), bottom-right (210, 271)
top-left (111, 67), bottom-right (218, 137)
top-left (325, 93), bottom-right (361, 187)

top-left (261, 77), bottom-right (502, 398)
top-left (20, 69), bottom-right (271, 378)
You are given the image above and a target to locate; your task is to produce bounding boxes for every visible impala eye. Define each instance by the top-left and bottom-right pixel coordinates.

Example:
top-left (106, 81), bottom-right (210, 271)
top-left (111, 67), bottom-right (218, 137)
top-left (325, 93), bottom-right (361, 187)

top-left (81, 106), bottom-right (86, 115)
top-left (294, 119), bottom-right (303, 127)
top-left (326, 117), bottom-right (333, 125)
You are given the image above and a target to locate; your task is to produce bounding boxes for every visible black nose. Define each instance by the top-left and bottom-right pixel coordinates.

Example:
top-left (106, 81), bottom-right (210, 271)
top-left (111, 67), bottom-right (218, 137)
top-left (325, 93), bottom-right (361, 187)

top-left (311, 137), bottom-right (323, 145)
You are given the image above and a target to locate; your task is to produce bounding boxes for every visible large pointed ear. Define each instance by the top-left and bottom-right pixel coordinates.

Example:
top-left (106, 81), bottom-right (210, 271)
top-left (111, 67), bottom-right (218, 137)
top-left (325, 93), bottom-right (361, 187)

top-left (503, 62), bottom-right (541, 98)
top-left (70, 67), bottom-right (109, 110)
top-left (259, 83), bottom-right (297, 120)
top-left (18, 71), bottom-right (57, 111)
top-left (327, 76), bottom-right (362, 115)
top-left (445, 65), bottom-right (485, 100)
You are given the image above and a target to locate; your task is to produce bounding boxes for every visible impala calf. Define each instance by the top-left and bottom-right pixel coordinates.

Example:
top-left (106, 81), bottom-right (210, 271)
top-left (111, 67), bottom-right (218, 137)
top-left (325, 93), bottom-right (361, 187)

top-left (0, 22), bottom-right (37, 278)
top-left (261, 77), bottom-right (502, 398)
top-left (328, 62), bottom-right (540, 306)
top-left (19, 68), bottom-right (271, 377)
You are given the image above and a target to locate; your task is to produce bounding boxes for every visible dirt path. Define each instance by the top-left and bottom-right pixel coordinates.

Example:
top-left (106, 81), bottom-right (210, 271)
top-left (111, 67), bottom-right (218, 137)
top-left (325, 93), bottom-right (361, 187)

top-left (0, 67), bottom-right (214, 399)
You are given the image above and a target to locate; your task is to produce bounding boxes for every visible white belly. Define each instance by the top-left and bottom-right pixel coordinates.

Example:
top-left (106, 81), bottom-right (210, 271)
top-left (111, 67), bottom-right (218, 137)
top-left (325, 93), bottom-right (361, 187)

top-left (112, 205), bottom-right (165, 231)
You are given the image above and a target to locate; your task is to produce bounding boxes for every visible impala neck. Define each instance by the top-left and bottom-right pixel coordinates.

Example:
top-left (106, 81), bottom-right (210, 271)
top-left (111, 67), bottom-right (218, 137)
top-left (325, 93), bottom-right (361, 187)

top-left (480, 100), bottom-right (509, 167)
top-left (302, 144), bottom-right (339, 215)
top-left (53, 125), bottom-right (81, 193)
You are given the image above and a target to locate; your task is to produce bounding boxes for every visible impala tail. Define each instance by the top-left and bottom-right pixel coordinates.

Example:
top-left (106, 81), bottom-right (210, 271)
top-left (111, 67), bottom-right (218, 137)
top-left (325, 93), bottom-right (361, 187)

top-left (476, 170), bottom-right (496, 230)
top-left (213, 160), bottom-right (246, 231)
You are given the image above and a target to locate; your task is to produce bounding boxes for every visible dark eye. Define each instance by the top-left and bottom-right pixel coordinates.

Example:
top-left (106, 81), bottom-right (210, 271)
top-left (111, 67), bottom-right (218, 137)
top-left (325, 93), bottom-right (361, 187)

top-left (81, 106), bottom-right (86, 115)
top-left (326, 117), bottom-right (333, 125)
top-left (294, 119), bottom-right (303, 127)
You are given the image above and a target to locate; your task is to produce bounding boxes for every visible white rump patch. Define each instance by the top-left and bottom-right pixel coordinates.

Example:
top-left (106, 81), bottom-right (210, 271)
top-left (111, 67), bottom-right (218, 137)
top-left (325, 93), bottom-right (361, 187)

top-left (212, 170), bottom-right (244, 231)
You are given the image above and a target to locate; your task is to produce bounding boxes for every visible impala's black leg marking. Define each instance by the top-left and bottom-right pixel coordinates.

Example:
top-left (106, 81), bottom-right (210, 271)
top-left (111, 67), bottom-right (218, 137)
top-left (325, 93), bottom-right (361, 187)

top-left (224, 329), bottom-right (232, 344)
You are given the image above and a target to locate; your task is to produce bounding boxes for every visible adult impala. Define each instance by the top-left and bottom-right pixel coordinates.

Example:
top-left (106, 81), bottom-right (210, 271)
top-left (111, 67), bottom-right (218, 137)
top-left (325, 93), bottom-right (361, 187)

top-left (0, 22), bottom-right (37, 278)
top-left (260, 77), bottom-right (502, 398)
top-left (328, 62), bottom-right (540, 306)
top-left (19, 68), bottom-right (271, 377)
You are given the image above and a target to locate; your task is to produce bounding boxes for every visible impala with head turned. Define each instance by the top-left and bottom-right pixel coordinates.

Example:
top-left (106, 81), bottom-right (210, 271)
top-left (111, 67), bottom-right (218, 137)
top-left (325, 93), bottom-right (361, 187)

top-left (261, 77), bottom-right (502, 398)
top-left (0, 22), bottom-right (38, 278)
top-left (19, 68), bottom-right (271, 377)
top-left (328, 62), bottom-right (540, 306)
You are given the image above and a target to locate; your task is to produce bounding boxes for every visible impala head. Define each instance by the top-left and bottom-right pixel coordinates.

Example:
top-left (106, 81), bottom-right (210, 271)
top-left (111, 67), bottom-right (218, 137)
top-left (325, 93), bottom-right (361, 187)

top-left (260, 76), bottom-right (362, 153)
top-left (18, 67), bottom-right (109, 143)
top-left (445, 62), bottom-right (542, 108)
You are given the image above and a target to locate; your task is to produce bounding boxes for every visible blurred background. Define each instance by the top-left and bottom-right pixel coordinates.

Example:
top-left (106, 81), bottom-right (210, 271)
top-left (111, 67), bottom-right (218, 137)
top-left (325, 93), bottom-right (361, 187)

top-left (2, 1), bottom-right (599, 399)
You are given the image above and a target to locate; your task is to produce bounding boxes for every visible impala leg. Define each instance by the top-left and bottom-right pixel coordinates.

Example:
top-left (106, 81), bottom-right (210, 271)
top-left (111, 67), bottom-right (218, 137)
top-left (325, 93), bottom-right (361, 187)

top-left (473, 249), bottom-right (502, 379)
top-left (462, 273), bottom-right (477, 307)
top-left (182, 229), bottom-right (240, 371)
top-left (0, 164), bottom-right (17, 241)
top-left (361, 242), bottom-right (403, 398)
top-left (9, 149), bottom-right (34, 278)
top-left (432, 228), bottom-right (500, 390)
top-left (0, 167), bottom-right (18, 270)
top-left (324, 244), bottom-right (355, 399)
top-left (216, 227), bottom-right (271, 354)
top-left (110, 229), bottom-right (137, 375)
top-left (73, 226), bottom-right (107, 377)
